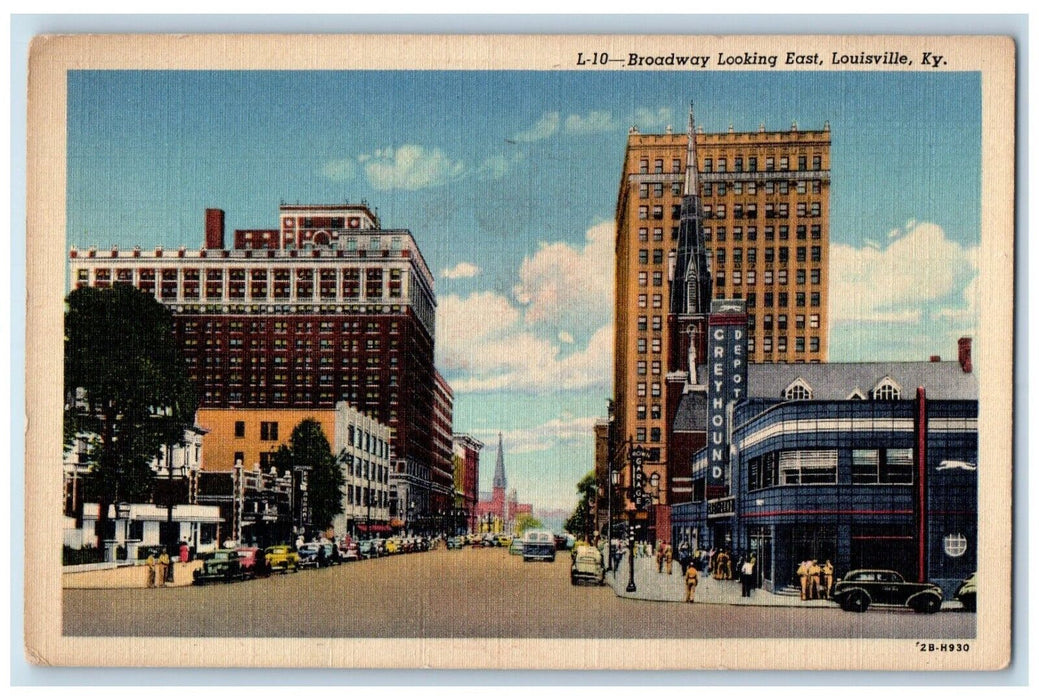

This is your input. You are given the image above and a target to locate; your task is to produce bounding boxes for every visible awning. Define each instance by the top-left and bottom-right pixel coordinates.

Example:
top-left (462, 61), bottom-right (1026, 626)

top-left (357, 523), bottom-right (393, 533)
top-left (388, 519), bottom-right (405, 528)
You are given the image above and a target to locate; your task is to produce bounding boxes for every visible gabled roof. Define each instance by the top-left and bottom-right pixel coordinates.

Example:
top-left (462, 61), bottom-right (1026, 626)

top-left (747, 361), bottom-right (977, 401)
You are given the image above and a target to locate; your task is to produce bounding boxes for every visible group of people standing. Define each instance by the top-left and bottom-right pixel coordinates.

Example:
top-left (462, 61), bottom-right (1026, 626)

top-left (796, 558), bottom-right (835, 601)
top-left (145, 549), bottom-right (172, 588)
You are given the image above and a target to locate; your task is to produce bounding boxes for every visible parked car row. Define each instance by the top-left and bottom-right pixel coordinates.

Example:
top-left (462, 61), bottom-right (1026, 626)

top-left (830, 569), bottom-right (977, 614)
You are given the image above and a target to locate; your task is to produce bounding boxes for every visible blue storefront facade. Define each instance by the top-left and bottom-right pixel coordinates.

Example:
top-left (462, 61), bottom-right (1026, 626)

top-left (671, 354), bottom-right (978, 599)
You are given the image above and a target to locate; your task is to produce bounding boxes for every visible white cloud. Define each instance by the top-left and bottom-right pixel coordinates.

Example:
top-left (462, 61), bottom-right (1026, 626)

top-left (512, 220), bottom-right (614, 336)
top-left (441, 262), bottom-right (481, 280)
top-left (564, 110), bottom-right (617, 135)
top-left (477, 151), bottom-right (524, 180)
top-left (471, 414), bottom-right (601, 455)
top-left (357, 144), bottom-right (465, 191)
top-left (831, 221), bottom-right (977, 324)
top-left (436, 221), bottom-right (616, 394)
top-left (512, 112), bottom-right (560, 143)
top-left (319, 158), bottom-right (356, 182)
top-left (631, 106), bottom-right (675, 131)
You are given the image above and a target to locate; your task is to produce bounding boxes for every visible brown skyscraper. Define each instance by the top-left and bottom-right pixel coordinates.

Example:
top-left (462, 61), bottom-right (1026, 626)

top-left (612, 117), bottom-right (831, 511)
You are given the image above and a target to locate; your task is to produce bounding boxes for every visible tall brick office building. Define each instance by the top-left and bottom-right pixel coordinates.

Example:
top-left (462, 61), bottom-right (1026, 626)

top-left (68, 203), bottom-right (448, 524)
top-left (612, 117), bottom-right (832, 514)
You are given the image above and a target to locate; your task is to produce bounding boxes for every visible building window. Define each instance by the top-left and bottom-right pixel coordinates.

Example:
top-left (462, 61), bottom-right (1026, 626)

top-left (810, 337), bottom-right (820, 352)
top-left (783, 379), bottom-right (813, 400)
top-left (651, 316), bottom-right (662, 332)
top-left (234, 421), bottom-right (245, 438)
top-left (638, 228), bottom-right (649, 242)
top-left (636, 405), bottom-right (647, 420)
top-left (260, 421), bottom-right (279, 441)
top-left (637, 382), bottom-right (647, 397)
top-left (637, 338), bottom-right (647, 354)
top-left (637, 361), bottom-right (647, 375)
top-left (637, 315), bottom-right (648, 331)
top-left (638, 271), bottom-right (648, 287)
top-left (650, 427), bottom-right (661, 443)
top-left (636, 428), bottom-right (646, 442)
top-left (652, 249), bottom-right (664, 265)
top-left (638, 206), bottom-right (648, 220)
top-left (779, 449), bottom-right (837, 485)
top-left (652, 294), bottom-right (662, 308)
top-left (638, 294), bottom-right (647, 308)
top-left (651, 338), bottom-right (662, 354)
top-left (872, 377), bottom-right (902, 401)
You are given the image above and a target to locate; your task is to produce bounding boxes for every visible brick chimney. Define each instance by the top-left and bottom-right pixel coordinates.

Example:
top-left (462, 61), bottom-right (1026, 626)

top-left (957, 337), bottom-right (973, 373)
top-left (205, 208), bottom-right (225, 250)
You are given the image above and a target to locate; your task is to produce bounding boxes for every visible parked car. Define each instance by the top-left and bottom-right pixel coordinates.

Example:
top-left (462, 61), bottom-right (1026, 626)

top-left (264, 544), bottom-right (300, 573)
top-left (339, 540), bottom-right (360, 562)
top-left (297, 542), bottom-right (337, 568)
top-left (509, 536), bottom-right (525, 556)
top-left (955, 572), bottom-right (977, 612)
top-left (385, 537), bottom-right (402, 554)
top-left (523, 530), bottom-right (557, 562)
top-left (192, 549), bottom-right (245, 584)
top-left (831, 569), bottom-right (944, 613)
top-left (235, 546), bottom-right (265, 578)
top-left (358, 539), bottom-right (380, 559)
top-left (570, 545), bottom-right (606, 585)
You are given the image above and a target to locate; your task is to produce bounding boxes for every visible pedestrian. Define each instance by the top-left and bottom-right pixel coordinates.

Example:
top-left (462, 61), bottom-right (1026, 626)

top-left (685, 562), bottom-right (699, 603)
top-left (740, 557), bottom-right (755, 597)
top-left (656, 541), bottom-right (665, 573)
top-left (145, 550), bottom-right (156, 588)
top-left (678, 539), bottom-right (690, 574)
top-left (809, 559), bottom-right (822, 600)
top-left (797, 559), bottom-right (810, 600)
top-left (822, 559), bottom-right (835, 599)
top-left (157, 550), bottom-right (170, 587)
top-left (179, 541), bottom-right (189, 564)
top-left (665, 543), bottom-right (674, 575)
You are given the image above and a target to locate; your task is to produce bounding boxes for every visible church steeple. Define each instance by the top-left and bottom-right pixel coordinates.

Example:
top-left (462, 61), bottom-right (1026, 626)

top-left (670, 102), bottom-right (712, 318)
top-left (492, 432), bottom-right (507, 489)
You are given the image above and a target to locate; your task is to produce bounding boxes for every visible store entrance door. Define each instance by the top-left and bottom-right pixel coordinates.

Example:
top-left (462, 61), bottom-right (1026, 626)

top-left (748, 526), bottom-right (773, 587)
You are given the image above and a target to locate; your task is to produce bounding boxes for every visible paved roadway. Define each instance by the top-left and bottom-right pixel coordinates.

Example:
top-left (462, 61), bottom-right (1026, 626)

top-left (63, 546), bottom-right (975, 639)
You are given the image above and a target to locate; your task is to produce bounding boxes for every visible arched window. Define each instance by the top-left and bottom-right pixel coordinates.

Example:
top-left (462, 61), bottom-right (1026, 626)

top-left (783, 378), bottom-right (813, 401)
top-left (872, 376), bottom-right (902, 401)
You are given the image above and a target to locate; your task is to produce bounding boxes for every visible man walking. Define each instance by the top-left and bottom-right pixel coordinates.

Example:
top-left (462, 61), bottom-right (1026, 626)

top-left (145, 550), bottom-right (156, 588)
top-left (740, 556), bottom-right (755, 597)
top-left (664, 543), bottom-right (674, 575)
top-left (156, 550), bottom-right (170, 587)
top-left (821, 559), bottom-right (835, 599)
top-left (797, 559), bottom-right (810, 600)
top-left (685, 562), bottom-right (699, 603)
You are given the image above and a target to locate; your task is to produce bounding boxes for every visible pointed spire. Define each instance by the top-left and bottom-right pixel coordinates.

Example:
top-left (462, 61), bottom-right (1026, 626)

top-left (683, 102), bottom-right (700, 197)
top-left (492, 432), bottom-right (507, 489)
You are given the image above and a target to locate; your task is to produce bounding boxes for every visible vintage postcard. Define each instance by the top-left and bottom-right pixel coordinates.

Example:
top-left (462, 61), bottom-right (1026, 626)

top-left (25, 33), bottom-right (1014, 670)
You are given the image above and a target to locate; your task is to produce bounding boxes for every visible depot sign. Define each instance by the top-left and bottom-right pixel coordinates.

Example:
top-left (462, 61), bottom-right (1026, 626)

top-left (706, 300), bottom-right (748, 500)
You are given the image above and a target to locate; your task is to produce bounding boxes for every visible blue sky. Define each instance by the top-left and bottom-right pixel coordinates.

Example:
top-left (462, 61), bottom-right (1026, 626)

top-left (67, 69), bottom-right (981, 511)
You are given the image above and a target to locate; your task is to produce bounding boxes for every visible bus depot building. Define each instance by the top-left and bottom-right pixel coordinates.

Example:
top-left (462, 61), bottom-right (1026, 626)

top-left (670, 336), bottom-right (978, 599)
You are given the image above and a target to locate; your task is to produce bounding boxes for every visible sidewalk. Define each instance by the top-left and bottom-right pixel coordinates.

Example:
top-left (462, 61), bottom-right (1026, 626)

top-left (606, 553), bottom-right (834, 608)
top-left (63, 560), bottom-right (202, 589)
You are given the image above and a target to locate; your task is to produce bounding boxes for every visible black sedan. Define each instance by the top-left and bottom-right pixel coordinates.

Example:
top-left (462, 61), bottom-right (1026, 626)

top-left (192, 549), bottom-right (245, 585)
top-left (831, 569), bottom-right (944, 613)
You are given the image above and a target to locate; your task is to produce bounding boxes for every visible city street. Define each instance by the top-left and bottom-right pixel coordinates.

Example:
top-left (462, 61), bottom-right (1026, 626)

top-left (63, 547), bottom-right (975, 639)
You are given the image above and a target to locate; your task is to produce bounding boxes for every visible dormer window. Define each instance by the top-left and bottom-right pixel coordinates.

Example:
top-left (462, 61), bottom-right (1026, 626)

top-left (847, 388), bottom-right (866, 401)
top-left (783, 378), bottom-right (813, 401)
top-left (872, 376), bottom-right (902, 401)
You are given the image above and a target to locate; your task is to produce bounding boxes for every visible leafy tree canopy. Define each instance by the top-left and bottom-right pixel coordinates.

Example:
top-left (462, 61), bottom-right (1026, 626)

top-left (564, 470), bottom-right (597, 536)
top-left (64, 285), bottom-right (197, 518)
top-left (274, 418), bottom-right (345, 533)
top-left (514, 512), bottom-right (544, 535)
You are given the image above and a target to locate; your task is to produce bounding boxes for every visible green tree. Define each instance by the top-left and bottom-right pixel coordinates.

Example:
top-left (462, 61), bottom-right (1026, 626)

top-left (564, 470), bottom-right (597, 538)
top-left (63, 285), bottom-right (198, 549)
top-left (513, 512), bottom-right (544, 535)
top-left (275, 419), bottom-right (344, 533)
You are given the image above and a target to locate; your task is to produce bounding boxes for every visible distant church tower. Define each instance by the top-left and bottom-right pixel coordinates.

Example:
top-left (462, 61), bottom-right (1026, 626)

top-left (492, 432), bottom-right (507, 490)
top-left (668, 103), bottom-right (712, 382)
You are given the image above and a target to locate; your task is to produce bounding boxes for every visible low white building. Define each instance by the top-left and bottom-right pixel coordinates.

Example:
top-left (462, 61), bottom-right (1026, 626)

top-left (333, 401), bottom-right (393, 537)
top-left (69, 502), bottom-right (223, 561)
